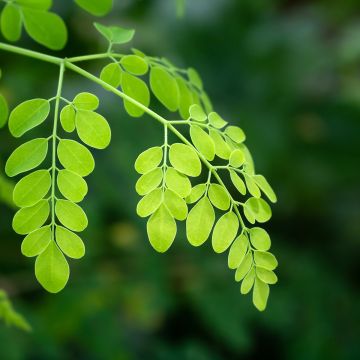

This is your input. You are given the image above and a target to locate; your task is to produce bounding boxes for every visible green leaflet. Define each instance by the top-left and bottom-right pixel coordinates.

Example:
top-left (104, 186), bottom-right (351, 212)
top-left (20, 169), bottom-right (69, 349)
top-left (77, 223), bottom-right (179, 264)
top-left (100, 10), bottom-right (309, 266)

top-left (229, 170), bottom-right (246, 195)
top-left (13, 170), bottom-right (51, 207)
top-left (60, 105), bottom-right (76, 132)
top-left (5, 138), bottom-right (48, 177)
top-left (35, 241), bottom-right (69, 293)
top-left (100, 63), bottom-right (122, 88)
top-left (169, 143), bottom-right (201, 177)
top-left (121, 72), bottom-right (150, 117)
top-left (256, 267), bottom-right (278, 285)
top-left (229, 149), bottom-right (245, 168)
top-left (253, 174), bottom-right (277, 203)
top-left (254, 251), bottom-right (278, 270)
top-left (189, 104), bottom-right (207, 122)
top-left (244, 197), bottom-right (272, 224)
top-left (13, 199), bottom-right (50, 235)
top-left (22, 9), bottom-right (67, 50)
top-left (212, 211), bottom-right (239, 253)
top-left (57, 139), bottom-right (95, 177)
top-left (165, 167), bottom-right (192, 198)
top-left (208, 112), bottom-right (227, 129)
top-left (150, 66), bottom-right (179, 111)
top-left (16, 0), bottom-right (52, 10)
top-left (55, 199), bottom-right (88, 232)
top-left (135, 167), bottom-right (163, 195)
top-left (228, 234), bottom-right (248, 269)
top-left (135, 147), bottom-right (163, 174)
top-left (1, 4), bottom-right (22, 42)
top-left (243, 173), bottom-right (261, 198)
top-left (186, 183), bottom-right (206, 204)
top-left (249, 227), bottom-right (271, 251)
top-left (186, 197), bottom-right (215, 246)
top-left (176, 77), bottom-right (193, 119)
top-left (56, 226), bottom-right (85, 259)
top-left (252, 278), bottom-right (270, 311)
top-left (164, 189), bottom-right (188, 221)
top-left (225, 126), bottom-right (246, 143)
top-left (147, 204), bottom-right (176, 253)
top-left (75, 0), bottom-right (113, 16)
top-left (209, 129), bottom-right (231, 159)
top-left (240, 267), bottom-right (255, 294)
top-left (120, 55), bottom-right (148, 76)
top-left (21, 226), bottom-right (51, 257)
top-left (136, 188), bottom-right (162, 218)
top-left (208, 183), bottom-right (230, 211)
top-left (187, 68), bottom-right (203, 90)
top-left (235, 252), bottom-right (252, 282)
top-left (9, 98), bottom-right (50, 137)
top-left (190, 125), bottom-right (215, 161)
top-left (0, 93), bottom-right (9, 128)
top-left (73, 92), bottom-right (99, 111)
top-left (75, 110), bottom-right (111, 149)
top-left (94, 23), bottom-right (135, 45)
top-left (57, 169), bottom-right (88, 203)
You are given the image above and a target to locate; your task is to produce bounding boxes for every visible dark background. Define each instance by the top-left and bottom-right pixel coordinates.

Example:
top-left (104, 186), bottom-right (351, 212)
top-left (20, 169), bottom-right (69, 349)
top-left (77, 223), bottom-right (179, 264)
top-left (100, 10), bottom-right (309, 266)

top-left (1, 0), bottom-right (360, 359)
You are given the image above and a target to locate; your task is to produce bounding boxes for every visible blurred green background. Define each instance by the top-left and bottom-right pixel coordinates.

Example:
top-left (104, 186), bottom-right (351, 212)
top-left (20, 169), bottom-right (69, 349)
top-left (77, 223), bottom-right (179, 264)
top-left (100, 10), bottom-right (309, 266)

top-left (1, 0), bottom-right (360, 359)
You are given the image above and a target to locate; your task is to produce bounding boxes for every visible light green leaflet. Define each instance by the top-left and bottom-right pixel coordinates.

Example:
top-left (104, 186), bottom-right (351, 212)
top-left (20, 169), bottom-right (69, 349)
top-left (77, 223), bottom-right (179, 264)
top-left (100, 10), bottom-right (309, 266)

top-left (229, 149), bottom-right (245, 168)
top-left (241, 267), bottom-right (255, 294)
top-left (75, 0), bottom-right (113, 17)
top-left (100, 63), bottom-right (122, 88)
top-left (0, 93), bottom-right (9, 128)
top-left (169, 143), bottom-right (201, 177)
top-left (73, 92), bottom-right (99, 111)
top-left (9, 98), bottom-right (50, 137)
top-left (243, 173), bottom-right (261, 198)
top-left (135, 168), bottom-right (163, 195)
top-left (254, 251), bottom-right (278, 270)
top-left (209, 129), bottom-right (231, 159)
top-left (190, 125), bottom-right (215, 161)
top-left (60, 105), bottom-right (76, 132)
top-left (249, 227), bottom-right (271, 251)
top-left (225, 126), bottom-right (246, 143)
top-left (164, 189), bottom-right (188, 221)
top-left (57, 139), bottom-right (95, 177)
top-left (208, 183), bottom-right (230, 211)
top-left (165, 167), bottom-right (192, 198)
top-left (228, 234), bottom-right (248, 269)
top-left (5, 138), bottom-right (48, 177)
top-left (212, 211), bottom-right (239, 253)
top-left (57, 169), bottom-right (88, 203)
top-left (186, 197), bottom-right (215, 246)
top-left (35, 241), bottom-right (69, 293)
top-left (256, 267), bottom-right (278, 285)
top-left (244, 197), bottom-right (272, 224)
top-left (150, 66), bottom-right (179, 112)
top-left (147, 204), bottom-right (176, 253)
top-left (189, 104), bottom-right (207, 122)
top-left (55, 199), bottom-right (88, 232)
top-left (75, 110), bottom-right (111, 149)
top-left (56, 226), bottom-right (85, 259)
top-left (13, 170), bottom-right (51, 207)
top-left (229, 170), bottom-right (246, 195)
top-left (94, 22), bottom-right (135, 45)
top-left (136, 188), bottom-right (163, 218)
top-left (253, 278), bottom-right (270, 311)
top-left (186, 184), bottom-right (206, 204)
top-left (135, 147), bottom-right (163, 174)
top-left (176, 77), bottom-right (193, 119)
top-left (208, 112), bottom-right (227, 129)
top-left (187, 68), bottom-right (203, 90)
top-left (121, 55), bottom-right (148, 76)
top-left (21, 226), bottom-right (51, 258)
top-left (1, 4), bottom-right (22, 42)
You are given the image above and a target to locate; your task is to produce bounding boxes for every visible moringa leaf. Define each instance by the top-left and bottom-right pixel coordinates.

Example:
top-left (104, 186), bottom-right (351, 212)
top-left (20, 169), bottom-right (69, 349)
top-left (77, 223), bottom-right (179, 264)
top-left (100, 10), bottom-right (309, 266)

top-left (254, 251), bottom-right (278, 270)
top-left (60, 105), bottom-right (76, 132)
top-left (225, 126), bottom-right (246, 143)
top-left (212, 211), bottom-right (239, 253)
top-left (208, 183), bottom-right (230, 211)
top-left (165, 167), bottom-right (192, 198)
top-left (134, 146), bottom-right (163, 174)
top-left (150, 66), bottom-right (179, 111)
top-left (252, 277), bottom-right (270, 311)
top-left (228, 234), bottom-right (248, 269)
top-left (120, 55), bottom-right (148, 76)
top-left (243, 173), bottom-right (261, 198)
top-left (256, 267), bottom-right (278, 285)
top-left (147, 204), bottom-right (176, 253)
top-left (208, 112), bottom-right (227, 129)
top-left (1, 4), bottom-right (22, 42)
top-left (12, 199), bottom-right (50, 235)
top-left (21, 225), bottom-right (51, 257)
top-left (253, 174), bottom-right (277, 203)
top-left (136, 188), bottom-right (162, 218)
top-left (190, 125), bottom-right (215, 161)
top-left (189, 104), bottom-right (207, 122)
top-left (176, 77), bottom-right (193, 119)
top-left (35, 241), bottom-right (69, 293)
top-left (22, 9), bottom-right (67, 50)
top-left (13, 169), bottom-right (51, 207)
top-left (75, 0), bottom-right (112, 16)
top-left (169, 143), bottom-right (201, 177)
top-left (135, 167), bottom-right (163, 195)
top-left (100, 63), bottom-right (122, 88)
top-left (121, 72), bottom-right (150, 117)
top-left (244, 197), bottom-right (272, 224)
top-left (57, 139), bottom-right (95, 177)
top-left (9, 98), bottom-right (50, 137)
top-left (73, 92), bottom-right (99, 111)
top-left (55, 199), bottom-right (88, 232)
top-left (57, 169), bottom-right (88, 203)
top-left (229, 149), bottom-right (245, 168)
top-left (56, 226), bottom-right (85, 259)
top-left (209, 129), bottom-right (231, 159)
top-left (5, 138), bottom-right (48, 177)
top-left (0, 93), bottom-right (9, 128)
top-left (16, 0), bottom-right (52, 10)
top-left (186, 196), bottom-right (215, 246)
top-left (249, 227), bottom-right (271, 251)
top-left (229, 170), bottom-right (246, 195)
top-left (235, 252), bottom-right (252, 282)
top-left (185, 183), bottom-right (206, 204)
top-left (94, 22), bottom-right (135, 45)
top-left (240, 267), bottom-right (255, 294)
top-left (75, 110), bottom-right (111, 149)
top-left (163, 189), bottom-right (188, 221)
top-left (187, 68), bottom-right (203, 90)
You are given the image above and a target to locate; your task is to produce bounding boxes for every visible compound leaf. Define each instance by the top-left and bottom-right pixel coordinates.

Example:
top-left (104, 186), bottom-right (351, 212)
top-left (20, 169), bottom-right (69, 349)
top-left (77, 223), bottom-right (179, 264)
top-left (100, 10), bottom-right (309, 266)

top-left (5, 138), bottom-right (48, 177)
top-left (13, 199), bottom-right (50, 235)
top-left (186, 196), bottom-right (214, 246)
top-left (35, 241), bottom-right (69, 293)
top-left (225, 126), bottom-right (246, 143)
top-left (13, 169), bottom-right (51, 207)
top-left (169, 143), bottom-right (201, 177)
top-left (9, 98), bottom-right (50, 137)
top-left (57, 139), bottom-right (94, 177)
top-left (147, 204), bottom-right (176, 253)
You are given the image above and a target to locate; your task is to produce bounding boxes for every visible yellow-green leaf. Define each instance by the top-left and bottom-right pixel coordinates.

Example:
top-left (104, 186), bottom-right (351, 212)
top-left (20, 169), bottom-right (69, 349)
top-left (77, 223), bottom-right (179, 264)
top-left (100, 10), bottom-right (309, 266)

top-left (212, 211), bottom-right (239, 253)
top-left (169, 143), bottom-right (201, 177)
top-left (55, 199), bottom-right (88, 232)
top-left (21, 225), bottom-right (51, 257)
top-left (56, 226), bottom-right (85, 259)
